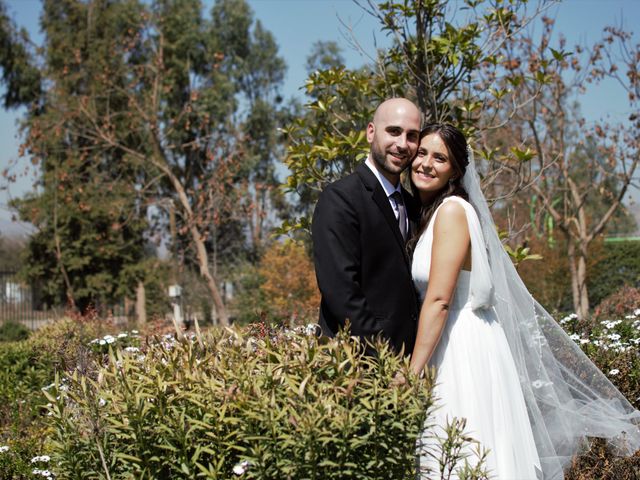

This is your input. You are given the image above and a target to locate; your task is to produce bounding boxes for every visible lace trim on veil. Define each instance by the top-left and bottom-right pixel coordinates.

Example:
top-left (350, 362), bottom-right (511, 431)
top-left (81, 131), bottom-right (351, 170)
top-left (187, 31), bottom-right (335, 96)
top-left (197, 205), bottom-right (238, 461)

top-left (462, 146), bottom-right (640, 479)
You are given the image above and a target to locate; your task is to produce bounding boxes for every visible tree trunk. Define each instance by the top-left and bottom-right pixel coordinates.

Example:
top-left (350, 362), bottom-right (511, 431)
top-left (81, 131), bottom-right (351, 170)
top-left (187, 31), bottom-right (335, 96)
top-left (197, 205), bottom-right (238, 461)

top-left (135, 281), bottom-right (146, 325)
top-left (150, 142), bottom-right (230, 326)
top-left (576, 247), bottom-right (590, 320)
top-left (567, 240), bottom-right (590, 320)
top-left (191, 222), bottom-right (229, 326)
top-left (567, 241), bottom-right (581, 318)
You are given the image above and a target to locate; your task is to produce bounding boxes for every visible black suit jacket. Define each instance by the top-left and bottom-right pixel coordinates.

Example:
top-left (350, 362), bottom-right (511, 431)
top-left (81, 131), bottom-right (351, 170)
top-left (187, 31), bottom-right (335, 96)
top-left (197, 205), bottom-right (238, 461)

top-left (311, 162), bottom-right (420, 355)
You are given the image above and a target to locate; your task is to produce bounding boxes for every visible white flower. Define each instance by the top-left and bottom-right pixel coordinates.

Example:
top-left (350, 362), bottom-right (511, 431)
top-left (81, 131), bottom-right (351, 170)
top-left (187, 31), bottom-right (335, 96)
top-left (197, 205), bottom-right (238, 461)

top-left (0, 445), bottom-right (9, 453)
top-left (131, 330), bottom-right (139, 334)
top-left (635, 309), bottom-right (640, 316)
top-left (103, 335), bottom-right (116, 344)
top-left (99, 339), bottom-right (107, 346)
top-left (118, 333), bottom-right (128, 338)
top-left (32, 469), bottom-right (54, 477)
top-left (579, 339), bottom-right (590, 345)
top-left (569, 333), bottom-right (580, 341)
top-left (124, 346), bottom-right (140, 353)
top-left (233, 460), bottom-right (250, 475)
top-left (31, 455), bottom-right (51, 463)
top-left (609, 369), bottom-right (620, 376)
top-left (98, 398), bottom-right (107, 407)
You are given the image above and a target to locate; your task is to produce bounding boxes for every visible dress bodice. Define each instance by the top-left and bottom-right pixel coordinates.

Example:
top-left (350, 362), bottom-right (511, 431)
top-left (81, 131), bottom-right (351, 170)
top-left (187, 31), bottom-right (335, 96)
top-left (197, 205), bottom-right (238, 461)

top-left (411, 196), bottom-right (494, 311)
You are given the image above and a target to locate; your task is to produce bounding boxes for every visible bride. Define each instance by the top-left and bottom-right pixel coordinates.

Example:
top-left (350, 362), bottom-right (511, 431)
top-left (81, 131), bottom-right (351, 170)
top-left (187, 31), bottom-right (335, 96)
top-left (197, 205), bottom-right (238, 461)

top-left (407, 123), bottom-right (640, 479)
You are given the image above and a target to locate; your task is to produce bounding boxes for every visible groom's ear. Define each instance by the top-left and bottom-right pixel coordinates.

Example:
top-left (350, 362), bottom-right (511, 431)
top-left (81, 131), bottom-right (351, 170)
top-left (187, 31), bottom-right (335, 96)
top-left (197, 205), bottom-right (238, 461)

top-left (366, 122), bottom-right (375, 143)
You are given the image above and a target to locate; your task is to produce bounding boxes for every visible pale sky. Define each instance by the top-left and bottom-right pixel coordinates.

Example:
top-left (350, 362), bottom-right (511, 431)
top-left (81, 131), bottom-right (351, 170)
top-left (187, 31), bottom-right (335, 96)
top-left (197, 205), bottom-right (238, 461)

top-left (1, 0), bottom-right (639, 235)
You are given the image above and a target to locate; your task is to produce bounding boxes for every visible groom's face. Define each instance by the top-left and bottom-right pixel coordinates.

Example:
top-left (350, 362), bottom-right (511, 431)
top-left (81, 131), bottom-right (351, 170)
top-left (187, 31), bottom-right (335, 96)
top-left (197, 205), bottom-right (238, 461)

top-left (367, 100), bottom-right (420, 182)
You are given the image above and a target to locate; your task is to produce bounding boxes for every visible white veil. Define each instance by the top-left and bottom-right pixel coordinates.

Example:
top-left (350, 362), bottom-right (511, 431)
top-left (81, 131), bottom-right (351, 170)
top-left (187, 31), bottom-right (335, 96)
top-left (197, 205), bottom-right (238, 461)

top-left (462, 147), bottom-right (640, 479)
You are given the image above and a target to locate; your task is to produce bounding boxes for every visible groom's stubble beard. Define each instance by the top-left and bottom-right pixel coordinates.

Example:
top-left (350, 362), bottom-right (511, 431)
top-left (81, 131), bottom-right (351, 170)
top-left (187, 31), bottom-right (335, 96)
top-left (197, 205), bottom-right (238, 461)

top-left (370, 141), bottom-right (411, 179)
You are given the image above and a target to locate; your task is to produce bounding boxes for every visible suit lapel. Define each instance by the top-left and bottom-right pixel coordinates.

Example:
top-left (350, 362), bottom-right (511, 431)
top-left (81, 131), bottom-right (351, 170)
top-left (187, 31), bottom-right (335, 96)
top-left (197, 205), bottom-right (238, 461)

top-left (356, 163), bottom-right (411, 265)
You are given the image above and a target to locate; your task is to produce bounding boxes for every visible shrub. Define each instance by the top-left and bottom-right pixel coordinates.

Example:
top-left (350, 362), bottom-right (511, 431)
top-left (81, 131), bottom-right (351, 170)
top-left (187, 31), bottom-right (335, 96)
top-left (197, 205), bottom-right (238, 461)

top-left (0, 318), bottom-right (114, 453)
top-left (589, 240), bottom-right (640, 308)
top-left (0, 321), bottom-right (31, 342)
top-left (593, 285), bottom-right (640, 321)
top-left (232, 241), bottom-right (320, 326)
top-left (44, 327), bottom-right (488, 479)
top-left (0, 426), bottom-right (51, 479)
top-left (558, 307), bottom-right (640, 479)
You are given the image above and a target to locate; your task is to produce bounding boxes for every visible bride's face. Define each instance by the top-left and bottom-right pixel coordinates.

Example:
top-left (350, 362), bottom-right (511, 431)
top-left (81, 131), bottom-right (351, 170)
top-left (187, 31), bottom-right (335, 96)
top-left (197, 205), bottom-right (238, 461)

top-left (411, 133), bottom-right (456, 203)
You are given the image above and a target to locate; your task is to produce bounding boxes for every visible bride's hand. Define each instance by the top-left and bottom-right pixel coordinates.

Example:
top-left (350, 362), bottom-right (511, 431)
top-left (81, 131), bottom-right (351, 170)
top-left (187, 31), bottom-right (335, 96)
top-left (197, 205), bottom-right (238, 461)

top-left (391, 371), bottom-right (407, 387)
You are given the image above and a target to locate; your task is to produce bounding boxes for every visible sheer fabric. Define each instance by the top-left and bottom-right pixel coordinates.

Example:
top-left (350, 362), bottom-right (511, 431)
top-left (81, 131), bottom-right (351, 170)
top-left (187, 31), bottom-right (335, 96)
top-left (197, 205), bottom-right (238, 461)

top-left (413, 197), bottom-right (541, 478)
top-left (461, 147), bottom-right (640, 478)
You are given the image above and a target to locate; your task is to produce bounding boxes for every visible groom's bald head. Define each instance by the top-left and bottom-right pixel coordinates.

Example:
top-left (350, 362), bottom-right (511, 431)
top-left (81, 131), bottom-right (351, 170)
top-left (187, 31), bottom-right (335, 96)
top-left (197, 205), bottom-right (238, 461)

top-left (366, 98), bottom-right (421, 184)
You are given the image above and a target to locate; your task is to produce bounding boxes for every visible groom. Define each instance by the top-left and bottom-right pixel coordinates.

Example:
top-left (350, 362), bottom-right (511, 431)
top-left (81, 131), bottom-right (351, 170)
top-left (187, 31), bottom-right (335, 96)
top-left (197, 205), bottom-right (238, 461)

top-left (312, 98), bottom-right (421, 355)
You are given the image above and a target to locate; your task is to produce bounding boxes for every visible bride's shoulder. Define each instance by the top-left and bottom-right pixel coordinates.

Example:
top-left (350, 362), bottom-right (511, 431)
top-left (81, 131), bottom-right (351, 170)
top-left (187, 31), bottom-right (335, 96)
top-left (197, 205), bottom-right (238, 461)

top-left (434, 197), bottom-right (468, 223)
top-left (441, 195), bottom-right (471, 208)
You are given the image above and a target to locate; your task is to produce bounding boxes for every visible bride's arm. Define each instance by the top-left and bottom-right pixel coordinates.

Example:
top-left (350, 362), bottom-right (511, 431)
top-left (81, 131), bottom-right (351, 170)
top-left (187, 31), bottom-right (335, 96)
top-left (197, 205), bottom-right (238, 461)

top-left (409, 201), bottom-right (470, 376)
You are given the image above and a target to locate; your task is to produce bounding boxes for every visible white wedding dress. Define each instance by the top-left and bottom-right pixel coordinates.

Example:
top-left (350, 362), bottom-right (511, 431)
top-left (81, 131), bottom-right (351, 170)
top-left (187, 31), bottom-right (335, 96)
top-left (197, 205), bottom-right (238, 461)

top-left (412, 196), bottom-right (542, 479)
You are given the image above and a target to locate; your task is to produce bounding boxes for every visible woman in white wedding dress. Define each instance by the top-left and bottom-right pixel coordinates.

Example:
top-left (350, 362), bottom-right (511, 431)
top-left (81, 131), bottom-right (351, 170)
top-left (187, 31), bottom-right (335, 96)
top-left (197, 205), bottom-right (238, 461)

top-left (407, 123), bottom-right (640, 479)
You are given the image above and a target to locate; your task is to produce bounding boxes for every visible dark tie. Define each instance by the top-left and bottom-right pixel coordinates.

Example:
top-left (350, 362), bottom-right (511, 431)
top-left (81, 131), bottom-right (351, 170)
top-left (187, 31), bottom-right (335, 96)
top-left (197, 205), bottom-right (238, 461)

top-left (391, 191), bottom-right (407, 240)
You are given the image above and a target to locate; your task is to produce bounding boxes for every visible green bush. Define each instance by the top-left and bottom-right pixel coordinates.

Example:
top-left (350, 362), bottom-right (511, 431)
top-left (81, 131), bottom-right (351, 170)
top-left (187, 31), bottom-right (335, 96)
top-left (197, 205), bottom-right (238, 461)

top-left (589, 240), bottom-right (640, 308)
top-left (44, 327), bottom-right (488, 479)
top-left (559, 305), bottom-right (640, 479)
top-left (0, 426), bottom-right (52, 479)
top-left (0, 317), bottom-right (114, 473)
top-left (0, 321), bottom-right (31, 342)
top-left (0, 337), bottom-right (54, 431)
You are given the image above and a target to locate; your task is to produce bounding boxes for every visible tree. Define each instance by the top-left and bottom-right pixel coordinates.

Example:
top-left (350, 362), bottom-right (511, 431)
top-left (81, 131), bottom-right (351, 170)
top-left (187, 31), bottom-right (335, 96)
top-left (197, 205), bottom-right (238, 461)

top-left (11, 0), bottom-right (150, 312)
top-left (0, 0), bottom-right (40, 108)
top-left (13, 0), bottom-right (288, 324)
top-left (281, 0), bottom-right (555, 234)
top-left (0, 234), bottom-right (25, 271)
top-left (282, 1), bottom-right (639, 319)
top-left (478, 18), bottom-right (640, 318)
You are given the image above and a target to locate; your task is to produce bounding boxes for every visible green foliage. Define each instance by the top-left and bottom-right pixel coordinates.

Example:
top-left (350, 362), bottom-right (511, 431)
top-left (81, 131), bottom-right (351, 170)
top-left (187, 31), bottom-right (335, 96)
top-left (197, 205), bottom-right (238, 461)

top-left (0, 0), bottom-right (41, 108)
top-left (589, 241), bottom-right (640, 308)
top-left (546, 306), bottom-right (640, 479)
top-left (229, 260), bottom-right (268, 325)
top-left (281, 0), bottom-right (541, 235)
top-left (0, 234), bottom-right (25, 271)
top-left (44, 327), bottom-right (486, 479)
top-left (0, 318), bottom-right (112, 478)
top-left (0, 321), bottom-right (30, 342)
top-left (0, 318), bottom-right (108, 436)
top-left (0, 428), bottom-right (51, 480)
top-left (0, 338), bottom-right (52, 430)
top-left (231, 241), bottom-right (320, 326)
top-left (9, 0), bottom-right (289, 320)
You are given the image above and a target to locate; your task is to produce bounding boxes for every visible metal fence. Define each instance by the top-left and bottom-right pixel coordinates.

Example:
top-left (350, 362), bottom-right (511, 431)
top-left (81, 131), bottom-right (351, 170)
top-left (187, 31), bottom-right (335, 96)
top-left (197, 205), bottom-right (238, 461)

top-left (0, 270), bottom-right (62, 330)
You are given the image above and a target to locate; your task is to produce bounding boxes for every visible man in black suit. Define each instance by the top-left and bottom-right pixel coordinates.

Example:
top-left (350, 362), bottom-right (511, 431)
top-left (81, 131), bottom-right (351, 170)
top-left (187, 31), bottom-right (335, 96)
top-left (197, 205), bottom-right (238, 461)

top-left (311, 98), bottom-right (421, 355)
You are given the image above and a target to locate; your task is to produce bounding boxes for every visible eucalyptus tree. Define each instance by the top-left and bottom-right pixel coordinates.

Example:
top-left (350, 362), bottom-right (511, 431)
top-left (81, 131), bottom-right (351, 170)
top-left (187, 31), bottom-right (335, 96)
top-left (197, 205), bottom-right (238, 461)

top-left (12, 0), bottom-right (287, 324)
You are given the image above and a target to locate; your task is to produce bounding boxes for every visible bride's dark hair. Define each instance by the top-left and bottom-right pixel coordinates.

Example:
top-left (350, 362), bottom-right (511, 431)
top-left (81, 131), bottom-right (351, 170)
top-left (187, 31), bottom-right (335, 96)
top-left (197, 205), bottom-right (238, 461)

top-left (408, 123), bottom-right (470, 252)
